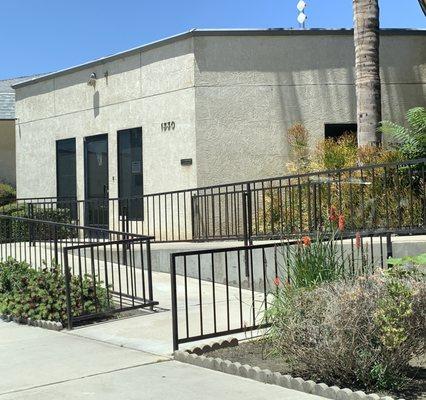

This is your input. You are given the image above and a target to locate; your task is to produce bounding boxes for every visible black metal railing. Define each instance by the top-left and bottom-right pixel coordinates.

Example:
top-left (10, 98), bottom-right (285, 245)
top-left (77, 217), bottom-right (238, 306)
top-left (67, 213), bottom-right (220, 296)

top-left (170, 229), bottom-right (426, 350)
top-left (4, 158), bottom-right (425, 243)
top-left (0, 214), bottom-right (157, 327)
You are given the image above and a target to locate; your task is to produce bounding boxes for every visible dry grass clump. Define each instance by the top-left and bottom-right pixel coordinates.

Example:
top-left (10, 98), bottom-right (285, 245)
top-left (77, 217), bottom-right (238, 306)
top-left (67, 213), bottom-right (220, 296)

top-left (265, 267), bottom-right (426, 391)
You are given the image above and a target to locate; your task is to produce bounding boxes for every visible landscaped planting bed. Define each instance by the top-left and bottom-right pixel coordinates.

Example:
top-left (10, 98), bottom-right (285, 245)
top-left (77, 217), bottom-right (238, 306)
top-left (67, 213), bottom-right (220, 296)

top-left (203, 340), bottom-right (425, 400)
top-left (178, 260), bottom-right (425, 400)
top-left (0, 258), bottom-right (110, 327)
top-left (175, 226), bottom-right (426, 400)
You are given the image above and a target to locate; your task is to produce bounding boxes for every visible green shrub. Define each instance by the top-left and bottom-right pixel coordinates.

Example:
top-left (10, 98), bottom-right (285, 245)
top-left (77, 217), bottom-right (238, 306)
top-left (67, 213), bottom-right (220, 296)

top-left (257, 161), bottom-right (423, 236)
top-left (279, 218), bottom-right (347, 288)
top-left (0, 204), bottom-right (75, 242)
top-left (265, 266), bottom-right (426, 391)
top-left (380, 106), bottom-right (426, 160)
top-left (0, 258), bottom-right (111, 323)
top-left (262, 123), bottom-right (421, 236)
top-left (0, 183), bottom-right (16, 207)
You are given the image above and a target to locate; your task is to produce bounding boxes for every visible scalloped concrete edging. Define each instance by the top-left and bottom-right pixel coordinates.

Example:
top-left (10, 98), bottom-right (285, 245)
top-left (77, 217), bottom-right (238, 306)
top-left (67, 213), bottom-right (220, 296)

top-left (1, 314), bottom-right (63, 331)
top-left (174, 339), bottom-right (403, 400)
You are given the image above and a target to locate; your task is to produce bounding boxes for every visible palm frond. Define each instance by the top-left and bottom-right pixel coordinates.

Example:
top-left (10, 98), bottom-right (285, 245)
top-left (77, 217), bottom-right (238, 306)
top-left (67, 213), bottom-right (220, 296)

top-left (380, 121), bottom-right (416, 146)
top-left (380, 107), bottom-right (426, 159)
top-left (406, 107), bottom-right (426, 134)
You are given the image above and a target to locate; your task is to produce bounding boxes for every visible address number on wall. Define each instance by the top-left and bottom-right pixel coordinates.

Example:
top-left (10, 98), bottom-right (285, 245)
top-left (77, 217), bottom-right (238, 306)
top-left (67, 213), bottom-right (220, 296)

top-left (161, 121), bottom-right (176, 131)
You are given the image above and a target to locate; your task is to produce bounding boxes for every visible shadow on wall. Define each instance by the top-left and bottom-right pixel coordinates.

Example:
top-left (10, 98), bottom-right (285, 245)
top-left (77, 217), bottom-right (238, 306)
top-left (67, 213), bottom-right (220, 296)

top-left (14, 37), bottom-right (195, 102)
top-left (194, 33), bottom-right (425, 126)
top-left (93, 90), bottom-right (100, 118)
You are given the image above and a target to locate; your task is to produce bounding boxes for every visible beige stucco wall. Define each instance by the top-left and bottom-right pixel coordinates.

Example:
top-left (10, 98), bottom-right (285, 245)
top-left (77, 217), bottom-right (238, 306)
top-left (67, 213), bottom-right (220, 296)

top-left (193, 33), bottom-right (426, 186)
top-left (14, 31), bottom-right (426, 199)
top-left (0, 120), bottom-right (16, 185)
top-left (15, 37), bottom-right (197, 199)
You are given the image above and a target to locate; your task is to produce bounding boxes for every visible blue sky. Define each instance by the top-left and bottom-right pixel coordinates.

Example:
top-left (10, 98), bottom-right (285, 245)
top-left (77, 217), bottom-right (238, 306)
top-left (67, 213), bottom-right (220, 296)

top-left (1, 0), bottom-right (424, 79)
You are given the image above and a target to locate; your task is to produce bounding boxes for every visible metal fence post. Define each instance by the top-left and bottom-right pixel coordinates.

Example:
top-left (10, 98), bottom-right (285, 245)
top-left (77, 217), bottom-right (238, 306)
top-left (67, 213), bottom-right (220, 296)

top-left (242, 190), bottom-right (250, 277)
top-left (53, 225), bottom-right (59, 264)
top-left (28, 203), bottom-right (34, 246)
top-left (170, 254), bottom-right (179, 351)
top-left (146, 239), bottom-right (154, 307)
top-left (386, 233), bottom-right (393, 265)
top-left (246, 183), bottom-right (253, 245)
top-left (63, 248), bottom-right (73, 330)
top-left (242, 192), bottom-right (248, 246)
top-left (121, 205), bottom-right (129, 264)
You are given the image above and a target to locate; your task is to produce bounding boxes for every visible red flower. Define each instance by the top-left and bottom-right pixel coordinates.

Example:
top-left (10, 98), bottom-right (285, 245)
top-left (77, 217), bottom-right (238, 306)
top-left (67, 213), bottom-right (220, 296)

top-left (301, 236), bottom-right (312, 246)
top-left (338, 214), bottom-right (345, 232)
top-left (329, 206), bottom-right (338, 222)
top-left (355, 232), bottom-right (361, 249)
top-left (273, 276), bottom-right (281, 286)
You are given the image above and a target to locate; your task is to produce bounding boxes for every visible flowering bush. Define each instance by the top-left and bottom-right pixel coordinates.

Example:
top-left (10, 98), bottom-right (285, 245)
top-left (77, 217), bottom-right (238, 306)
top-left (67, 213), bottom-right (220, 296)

top-left (255, 124), bottom-right (422, 237)
top-left (277, 207), bottom-right (349, 288)
top-left (265, 265), bottom-right (426, 391)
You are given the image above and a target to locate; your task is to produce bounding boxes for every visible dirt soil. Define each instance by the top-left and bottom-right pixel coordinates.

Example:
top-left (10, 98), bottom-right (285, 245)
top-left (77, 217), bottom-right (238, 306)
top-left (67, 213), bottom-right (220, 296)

top-left (206, 340), bottom-right (426, 400)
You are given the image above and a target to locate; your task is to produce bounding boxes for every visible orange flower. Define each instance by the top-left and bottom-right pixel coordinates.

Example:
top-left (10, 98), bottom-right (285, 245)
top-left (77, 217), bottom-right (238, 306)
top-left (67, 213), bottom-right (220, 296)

top-left (355, 232), bottom-right (361, 249)
top-left (338, 214), bottom-right (345, 231)
top-left (301, 236), bottom-right (312, 246)
top-left (328, 206), bottom-right (338, 222)
top-left (273, 276), bottom-right (281, 286)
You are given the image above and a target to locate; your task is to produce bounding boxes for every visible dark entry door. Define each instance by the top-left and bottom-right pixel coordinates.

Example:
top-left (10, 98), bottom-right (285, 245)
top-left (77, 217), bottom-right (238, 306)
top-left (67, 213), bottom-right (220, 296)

top-left (84, 134), bottom-right (109, 231)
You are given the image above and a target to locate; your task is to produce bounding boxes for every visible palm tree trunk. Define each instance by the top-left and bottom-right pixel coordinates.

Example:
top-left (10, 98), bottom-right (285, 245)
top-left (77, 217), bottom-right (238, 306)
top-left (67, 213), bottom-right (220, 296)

top-left (353, 0), bottom-right (382, 147)
top-left (419, 0), bottom-right (426, 15)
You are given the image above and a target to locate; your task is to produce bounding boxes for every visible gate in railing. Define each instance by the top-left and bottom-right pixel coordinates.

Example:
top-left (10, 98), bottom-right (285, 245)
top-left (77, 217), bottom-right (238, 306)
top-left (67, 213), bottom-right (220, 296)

top-left (3, 159), bottom-right (425, 243)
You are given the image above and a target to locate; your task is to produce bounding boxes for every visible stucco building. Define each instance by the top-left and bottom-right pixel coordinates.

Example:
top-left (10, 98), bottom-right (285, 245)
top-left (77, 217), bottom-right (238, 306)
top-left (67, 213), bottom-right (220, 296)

top-left (0, 76), bottom-right (41, 186)
top-left (13, 29), bottom-right (426, 204)
top-left (0, 78), bottom-right (22, 185)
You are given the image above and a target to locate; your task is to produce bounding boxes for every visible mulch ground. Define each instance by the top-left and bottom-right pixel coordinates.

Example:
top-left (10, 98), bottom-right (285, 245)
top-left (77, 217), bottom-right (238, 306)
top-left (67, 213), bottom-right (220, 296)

top-left (206, 339), bottom-right (426, 400)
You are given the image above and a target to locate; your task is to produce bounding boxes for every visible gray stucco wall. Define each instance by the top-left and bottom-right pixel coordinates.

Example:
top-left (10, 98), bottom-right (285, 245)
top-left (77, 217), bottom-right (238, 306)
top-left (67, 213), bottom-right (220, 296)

top-left (193, 33), bottom-right (426, 186)
top-left (15, 37), bottom-right (197, 199)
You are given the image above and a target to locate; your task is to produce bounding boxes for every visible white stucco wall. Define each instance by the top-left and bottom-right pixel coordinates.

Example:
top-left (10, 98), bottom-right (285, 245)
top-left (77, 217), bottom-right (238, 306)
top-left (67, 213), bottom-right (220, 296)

top-left (193, 32), bottom-right (426, 186)
top-left (0, 120), bottom-right (16, 185)
top-left (15, 37), bottom-right (197, 199)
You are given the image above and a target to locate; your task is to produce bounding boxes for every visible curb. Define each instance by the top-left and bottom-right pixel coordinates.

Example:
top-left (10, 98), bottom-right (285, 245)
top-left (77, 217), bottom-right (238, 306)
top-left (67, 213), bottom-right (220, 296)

top-left (174, 339), bottom-right (403, 400)
top-left (1, 314), bottom-right (63, 331)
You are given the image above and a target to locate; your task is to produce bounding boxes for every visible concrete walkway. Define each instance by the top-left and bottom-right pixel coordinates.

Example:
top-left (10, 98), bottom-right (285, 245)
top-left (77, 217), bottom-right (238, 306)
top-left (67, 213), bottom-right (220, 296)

top-left (68, 269), bottom-right (265, 355)
top-left (0, 321), bottom-right (321, 400)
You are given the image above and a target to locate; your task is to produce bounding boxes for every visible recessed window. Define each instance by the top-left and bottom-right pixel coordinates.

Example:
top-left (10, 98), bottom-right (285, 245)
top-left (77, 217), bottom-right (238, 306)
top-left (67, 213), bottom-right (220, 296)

top-left (56, 138), bottom-right (77, 218)
top-left (118, 127), bottom-right (143, 220)
top-left (324, 123), bottom-right (357, 140)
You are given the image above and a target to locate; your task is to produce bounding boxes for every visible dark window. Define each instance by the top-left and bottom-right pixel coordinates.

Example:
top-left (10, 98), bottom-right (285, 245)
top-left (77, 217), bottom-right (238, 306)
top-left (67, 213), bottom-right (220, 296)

top-left (56, 138), bottom-right (77, 218)
top-left (118, 127), bottom-right (143, 220)
top-left (324, 123), bottom-right (357, 140)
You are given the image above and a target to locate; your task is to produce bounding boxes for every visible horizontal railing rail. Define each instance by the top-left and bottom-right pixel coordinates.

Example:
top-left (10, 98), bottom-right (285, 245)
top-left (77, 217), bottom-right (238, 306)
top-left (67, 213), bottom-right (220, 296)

top-left (0, 214), bottom-right (156, 327)
top-left (4, 158), bottom-right (425, 243)
top-left (170, 229), bottom-right (426, 350)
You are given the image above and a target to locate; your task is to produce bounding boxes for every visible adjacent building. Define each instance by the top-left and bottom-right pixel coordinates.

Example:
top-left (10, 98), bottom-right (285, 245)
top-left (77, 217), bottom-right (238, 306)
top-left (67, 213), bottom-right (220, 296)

top-left (0, 76), bottom-right (41, 186)
top-left (12, 28), bottom-right (426, 205)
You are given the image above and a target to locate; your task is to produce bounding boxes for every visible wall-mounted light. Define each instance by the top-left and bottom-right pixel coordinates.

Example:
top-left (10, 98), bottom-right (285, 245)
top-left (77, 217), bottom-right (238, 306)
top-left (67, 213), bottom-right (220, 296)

top-left (87, 72), bottom-right (97, 87)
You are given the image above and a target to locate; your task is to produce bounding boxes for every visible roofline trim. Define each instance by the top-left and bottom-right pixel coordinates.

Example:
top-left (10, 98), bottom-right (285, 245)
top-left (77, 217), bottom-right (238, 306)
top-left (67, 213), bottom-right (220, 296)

top-left (12, 28), bottom-right (425, 89)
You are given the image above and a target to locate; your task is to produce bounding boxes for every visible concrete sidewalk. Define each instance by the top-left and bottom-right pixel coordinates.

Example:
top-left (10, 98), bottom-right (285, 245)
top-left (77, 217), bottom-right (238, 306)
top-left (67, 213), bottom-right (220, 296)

top-left (0, 321), bottom-right (322, 400)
